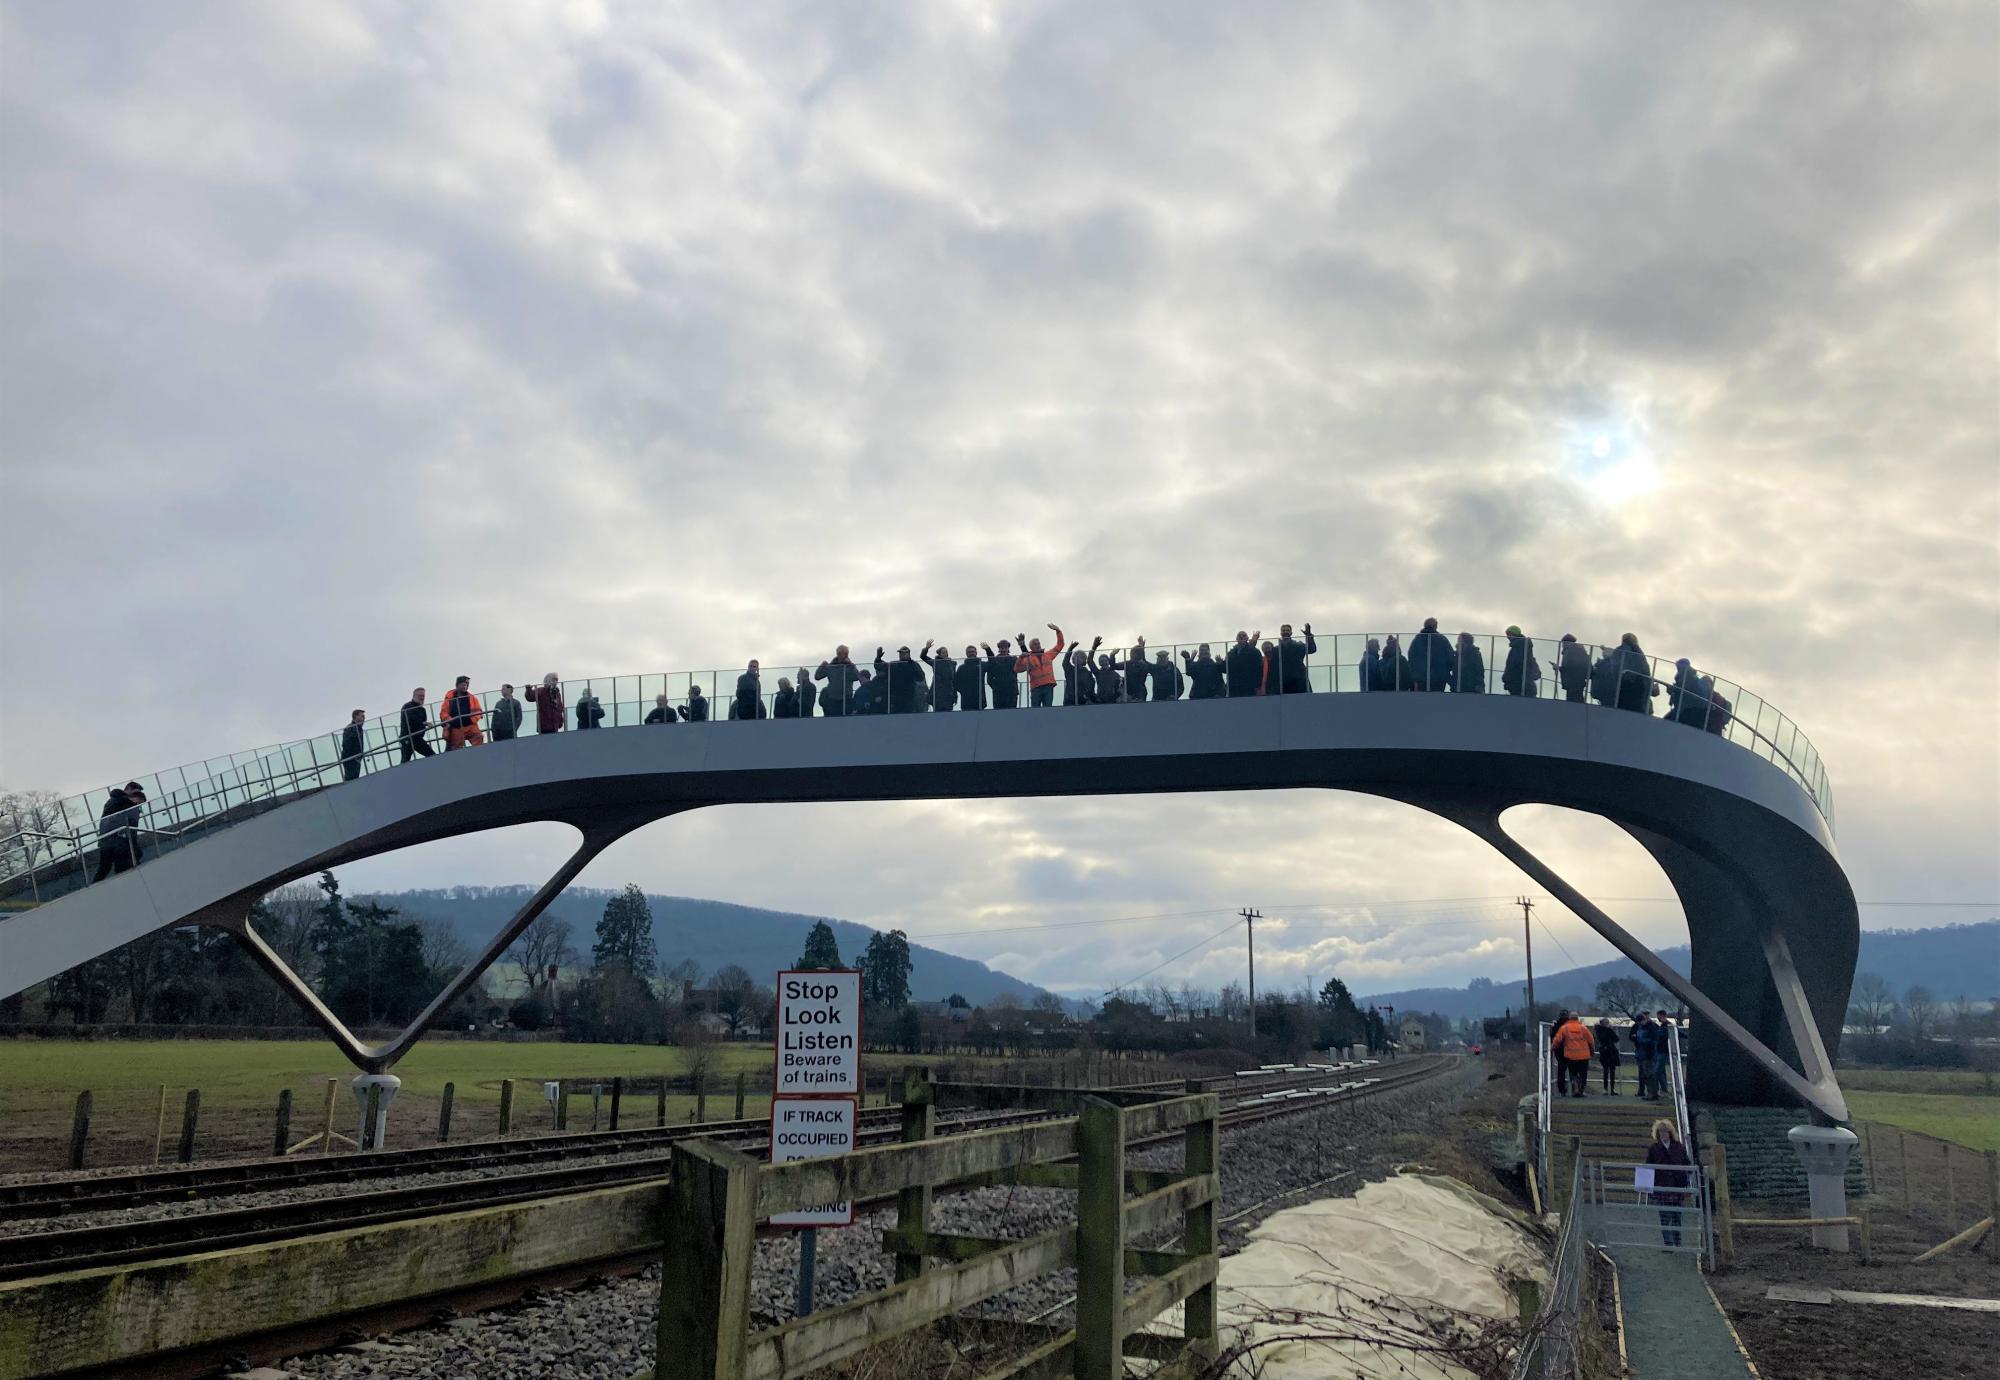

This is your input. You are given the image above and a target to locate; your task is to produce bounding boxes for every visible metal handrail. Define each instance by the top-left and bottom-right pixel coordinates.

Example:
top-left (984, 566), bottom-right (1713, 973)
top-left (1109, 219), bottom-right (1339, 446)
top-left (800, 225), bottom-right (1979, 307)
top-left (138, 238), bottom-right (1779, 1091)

top-left (1536, 1019), bottom-right (1553, 1200)
top-left (1666, 1019), bottom-right (1692, 1152)
top-left (0, 628), bottom-right (1834, 903)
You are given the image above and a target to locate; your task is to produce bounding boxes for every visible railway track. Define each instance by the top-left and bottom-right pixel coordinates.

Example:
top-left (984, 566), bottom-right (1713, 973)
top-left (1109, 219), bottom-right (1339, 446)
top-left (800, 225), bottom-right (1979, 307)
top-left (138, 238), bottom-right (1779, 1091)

top-left (0, 1057), bottom-right (1441, 1281)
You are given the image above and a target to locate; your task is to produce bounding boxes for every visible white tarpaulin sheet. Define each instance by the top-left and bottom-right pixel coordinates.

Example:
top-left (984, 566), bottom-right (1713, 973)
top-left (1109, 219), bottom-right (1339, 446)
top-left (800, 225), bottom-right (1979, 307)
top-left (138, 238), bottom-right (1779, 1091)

top-left (1157, 1173), bottom-right (1549, 1379)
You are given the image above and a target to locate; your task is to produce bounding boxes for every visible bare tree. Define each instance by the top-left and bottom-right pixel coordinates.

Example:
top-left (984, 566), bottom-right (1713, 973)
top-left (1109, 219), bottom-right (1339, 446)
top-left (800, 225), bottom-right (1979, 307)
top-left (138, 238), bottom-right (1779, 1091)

top-left (1849, 973), bottom-right (1895, 1033)
top-left (681, 1018), bottom-right (719, 1087)
top-left (508, 914), bottom-right (577, 993)
top-left (1947, 993), bottom-right (1979, 1039)
top-left (1593, 977), bottom-right (1662, 1021)
top-left (1030, 992), bottom-right (1067, 1019)
top-left (1901, 985), bottom-right (1938, 1039)
top-left (414, 915), bottom-right (471, 977)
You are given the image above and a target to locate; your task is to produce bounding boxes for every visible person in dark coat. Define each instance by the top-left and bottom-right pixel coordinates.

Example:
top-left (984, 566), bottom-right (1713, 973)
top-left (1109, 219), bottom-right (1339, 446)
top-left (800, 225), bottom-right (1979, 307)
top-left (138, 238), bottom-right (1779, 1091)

top-left (1092, 653), bottom-right (1125, 703)
top-left (1121, 639), bottom-right (1151, 703)
top-left (489, 685), bottom-right (524, 741)
top-left (771, 678), bottom-right (803, 719)
top-left (953, 646), bottom-right (985, 710)
top-left (1665, 659), bottom-right (1706, 726)
top-left (1181, 644), bottom-right (1225, 700)
top-left (1063, 640), bottom-right (1100, 705)
top-left (1451, 634), bottom-right (1486, 693)
top-left (1224, 631), bottom-right (1263, 698)
top-left (645, 693), bottom-right (676, 724)
top-left (339, 710), bottom-right (369, 780)
top-left (1276, 623), bottom-right (1318, 693)
top-left (1150, 650), bottom-right (1183, 701)
top-left (1357, 638), bottom-right (1382, 692)
top-left (1558, 634), bottom-right (1590, 703)
top-left (1501, 627), bottom-right (1541, 698)
top-left (525, 674), bottom-right (565, 734)
top-left (1629, 1012), bottom-right (1659, 1099)
top-left (816, 647), bottom-right (861, 717)
top-left (1594, 1017), bottom-right (1622, 1093)
top-left (920, 642), bottom-right (957, 711)
top-left (1372, 635), bottom-right (1409, 692)
top-left (91, 782), bottom-right (146, 881)
top-left (679, 685), bottom-right (710, 722)
top-left (1612, 633), bottom-right (1658, 713)
top-left (731, 663), bottom-right (765, 720)
top-left (1258, 640), bottom-right (1279, 694)
top-left (851, 669), bottom-right (882, 714)
top-left (1702, 683), bottom-right (1732, 736)
top-left (1644, 1121), bottom-right (1694, 1246)
top-left (575, 688), bottom-right (605, 728)
top-left (399, 688), bottom-right (434, 761)
top-left (876, 646), bottom-right (924, 715)
top-left (1408, 619), bottom-right (1455, 692)
top-left (982, 640), bottom-right (1022, 709)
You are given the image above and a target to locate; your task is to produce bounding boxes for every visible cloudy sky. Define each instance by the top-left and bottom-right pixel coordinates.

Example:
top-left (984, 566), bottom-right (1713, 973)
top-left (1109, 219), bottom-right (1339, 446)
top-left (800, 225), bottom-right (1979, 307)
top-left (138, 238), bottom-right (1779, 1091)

top-left (3, 2), bottom-right (1995, 1001)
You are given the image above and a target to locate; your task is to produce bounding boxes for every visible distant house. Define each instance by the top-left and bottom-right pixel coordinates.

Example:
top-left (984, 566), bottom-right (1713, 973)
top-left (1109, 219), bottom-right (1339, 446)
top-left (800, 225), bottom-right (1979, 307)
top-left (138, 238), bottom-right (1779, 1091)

top-left (1399, 1018), bottom-right (1427, 1052)
top-left (911, 999), bottom-right (973, 1024)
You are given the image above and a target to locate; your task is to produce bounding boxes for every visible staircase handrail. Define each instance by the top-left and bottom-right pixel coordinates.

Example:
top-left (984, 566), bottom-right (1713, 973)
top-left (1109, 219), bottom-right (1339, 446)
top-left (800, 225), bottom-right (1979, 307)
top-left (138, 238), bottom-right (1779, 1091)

top-left (1667, 1018), bottom-right (1692, 1150)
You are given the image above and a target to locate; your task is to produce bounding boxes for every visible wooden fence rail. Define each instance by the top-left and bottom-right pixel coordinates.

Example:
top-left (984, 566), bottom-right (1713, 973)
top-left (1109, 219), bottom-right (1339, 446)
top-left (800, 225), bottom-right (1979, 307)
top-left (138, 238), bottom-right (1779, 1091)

top-left (650, 1072), bottom-right (1221, 1380)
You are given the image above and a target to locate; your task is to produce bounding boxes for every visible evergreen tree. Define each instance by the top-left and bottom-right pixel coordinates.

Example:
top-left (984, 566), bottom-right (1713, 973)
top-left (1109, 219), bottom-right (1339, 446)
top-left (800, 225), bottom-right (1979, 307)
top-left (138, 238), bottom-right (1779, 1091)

top-left (592, 883), bottom-right (658, 977)
top-left (796, 920), bottom-right (844, 970)
top-left (860, 929), bottom-right (913, 1007)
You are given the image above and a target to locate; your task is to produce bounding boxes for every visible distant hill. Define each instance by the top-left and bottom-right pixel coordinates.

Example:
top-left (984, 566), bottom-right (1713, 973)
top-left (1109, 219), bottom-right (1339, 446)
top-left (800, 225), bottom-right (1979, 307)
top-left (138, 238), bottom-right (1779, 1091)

top-left (1358, 921), bottom-right (2000, 1020)
top-left (358, 885), bottom-right (1048, 1007)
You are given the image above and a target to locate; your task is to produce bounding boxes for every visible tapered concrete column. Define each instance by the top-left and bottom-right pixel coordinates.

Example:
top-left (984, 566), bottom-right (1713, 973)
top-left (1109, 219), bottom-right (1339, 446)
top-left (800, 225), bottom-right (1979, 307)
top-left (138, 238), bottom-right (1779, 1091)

top-left (351, 1074), bottom-right (401, 1149)
top-left (1789, 1124), bottom-right (1859, 1250)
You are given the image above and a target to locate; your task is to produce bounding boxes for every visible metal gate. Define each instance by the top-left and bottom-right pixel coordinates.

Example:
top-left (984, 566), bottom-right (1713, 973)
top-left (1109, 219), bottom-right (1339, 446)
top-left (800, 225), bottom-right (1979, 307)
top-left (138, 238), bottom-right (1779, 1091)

top-left (1581, 1160), bottom-right (1713, 1266)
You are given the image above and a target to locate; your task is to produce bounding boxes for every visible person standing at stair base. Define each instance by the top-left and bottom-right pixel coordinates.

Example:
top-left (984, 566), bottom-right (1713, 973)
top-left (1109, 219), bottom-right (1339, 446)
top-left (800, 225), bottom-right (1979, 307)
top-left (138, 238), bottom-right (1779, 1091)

top-left (1550, 1010), bottom-right (1595, 1097)
top-left (1644, 1120), bottom-right (1694, 1246)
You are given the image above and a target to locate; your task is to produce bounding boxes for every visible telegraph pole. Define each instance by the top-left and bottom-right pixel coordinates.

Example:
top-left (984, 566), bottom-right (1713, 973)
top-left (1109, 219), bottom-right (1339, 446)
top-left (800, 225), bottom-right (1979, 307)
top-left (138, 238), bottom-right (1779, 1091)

top-left (1518, 896), bottom-right (1537, 1047)
top-left (1241, 908), bottom-right (1261, 1039)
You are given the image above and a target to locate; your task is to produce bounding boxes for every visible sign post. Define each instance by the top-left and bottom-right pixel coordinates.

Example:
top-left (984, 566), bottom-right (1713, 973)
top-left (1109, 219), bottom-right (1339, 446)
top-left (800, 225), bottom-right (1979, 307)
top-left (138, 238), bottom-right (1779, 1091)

top-left (771, 969), bottom-right (863, 1318)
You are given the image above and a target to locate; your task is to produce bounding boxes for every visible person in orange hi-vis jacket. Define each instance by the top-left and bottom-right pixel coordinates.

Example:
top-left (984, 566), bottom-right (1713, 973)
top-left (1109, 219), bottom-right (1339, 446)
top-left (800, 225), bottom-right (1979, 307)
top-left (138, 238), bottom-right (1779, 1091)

top-left (1016, 625), bottom-right (1066, 708)
top-left (441, 676), bottom-right (485, 750)
top-left (1550, 1010), bottom-right (1596, 1097)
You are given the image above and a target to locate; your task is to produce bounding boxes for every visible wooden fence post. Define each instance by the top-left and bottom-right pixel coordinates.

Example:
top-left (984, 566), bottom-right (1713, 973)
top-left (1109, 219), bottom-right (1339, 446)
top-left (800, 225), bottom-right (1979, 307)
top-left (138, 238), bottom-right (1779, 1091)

top-left (1075, 1096), bottom-right (1127, 1380)
top-left (361, 1083), bottom-right (382, 1151)
top-left (893, 1068), bottom-right (936, 1284)
top-left (151, 1085), bottom-right (168, 1165)
top-left (734, 1071), bottom-right (746, 1121)
top-left (272, 1089), bottom-right (292, 1157)
top-left (498, 1079), bottom-right (515, 1137)
top-left (657, 1139), bottom-right (758, 1380)
top-left (319, 1078), bottom-right (337, 1155)
top-left (1900, 1129), bottom-right (1912, 1210)
top-left (1945, 1144), bottom-right (1957, 1231)
top-left (177, 1089), bottom-right (200, 1164)
top-left (438, 1082), bottom-right (455, 1143)
top-left (1710, 1143), bottom-right (1735, 1267)
top-left (656, 1078), bottom-right (667, 1128)
top-left (1859, 1205), bottom-right (1873, 1262)
top-left (556, 1083), bottom-right (569, 1132)
top-left (1183, 1082), bottom-right (1220, 1363)
top-left (610, 1077), bottom-right (623, 1132)
top-left (67, 1091), bottom-right (92, 1170)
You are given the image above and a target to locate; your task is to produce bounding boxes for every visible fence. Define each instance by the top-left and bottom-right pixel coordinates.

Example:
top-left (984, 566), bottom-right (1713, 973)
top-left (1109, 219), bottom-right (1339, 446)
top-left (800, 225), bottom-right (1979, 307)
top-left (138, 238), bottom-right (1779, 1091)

top-left (1856, 1120), bottom-right (2000, 1242)
top-left (1511, 1158), bottom-right (1589, 1380)
top-left (1579, 1160), bottom-right (1711, 1266)
top-left (652, 1074), bottom-right (1222, 1380)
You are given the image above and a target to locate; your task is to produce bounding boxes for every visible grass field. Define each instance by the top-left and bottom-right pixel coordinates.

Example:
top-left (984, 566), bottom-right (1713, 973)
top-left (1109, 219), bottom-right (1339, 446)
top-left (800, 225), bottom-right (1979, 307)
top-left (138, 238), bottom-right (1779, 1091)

top-left (1836, 1067), bottom-right (1998, 1097)
top-left (0, 1038), bottom-right (1083, 1173)
top-left (1847, 1091), bottom-right (2000, 1151)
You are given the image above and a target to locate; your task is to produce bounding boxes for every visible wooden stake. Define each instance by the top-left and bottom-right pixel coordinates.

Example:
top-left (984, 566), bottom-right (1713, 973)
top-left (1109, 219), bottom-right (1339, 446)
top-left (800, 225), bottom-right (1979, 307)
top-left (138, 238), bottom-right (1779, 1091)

top-left (1946, 1144), bottom-right (1957, 1230)
top-left (67, 1091), bottom-right (92, 1170)
top-left (151, 1085), bottom-right (167, 1166)
top-left (320, 1078), bottom-right (337, 1155)
top-left (1914, 1216), bottom-right (1994, 1263)
top-left (1900, 1129), bottom-right (1912, 1210)
top-left (1712, 1143), bottom-right (1735, 1267)
top-left (609, 1077), bottom-right (623, 1132)
top-left (555, 1083), bottom-right (569, 1132)
top-left (733, 1072), bottom-right (745, 1121)
top-left (655, 1078), bottom-right (666, 1128)
top-left (177, 1089), bottom-right (200, 1164)
top-left (272, 1089), bottom-right (292, 1157)
top-left (361, 1083), bottom-right (382, 1152)
top-left (1859, 1206), bottom-right (1873, 1263)
top-left (437, 1082), bottom-right (455, 1143)
top-left (498, 1078), bottom-right (514, 1137)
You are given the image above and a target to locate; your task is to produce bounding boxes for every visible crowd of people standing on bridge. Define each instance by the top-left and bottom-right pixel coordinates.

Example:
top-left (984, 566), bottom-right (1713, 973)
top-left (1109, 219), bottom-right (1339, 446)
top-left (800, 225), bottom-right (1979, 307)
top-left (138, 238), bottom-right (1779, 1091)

top-left (332, 620), bottom-right (1735, 776)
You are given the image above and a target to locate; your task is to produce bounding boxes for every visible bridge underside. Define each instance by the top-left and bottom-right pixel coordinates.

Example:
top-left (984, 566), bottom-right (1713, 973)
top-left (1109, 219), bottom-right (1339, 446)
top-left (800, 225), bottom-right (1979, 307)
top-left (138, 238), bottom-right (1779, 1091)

top-left (0, 695), bottom-right (1857, 1121)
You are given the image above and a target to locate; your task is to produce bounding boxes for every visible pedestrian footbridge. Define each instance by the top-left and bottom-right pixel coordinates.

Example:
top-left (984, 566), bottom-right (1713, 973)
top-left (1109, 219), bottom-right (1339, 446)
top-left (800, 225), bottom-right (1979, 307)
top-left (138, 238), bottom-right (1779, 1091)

top-left (0, 662), bottom-right (1855, 1122)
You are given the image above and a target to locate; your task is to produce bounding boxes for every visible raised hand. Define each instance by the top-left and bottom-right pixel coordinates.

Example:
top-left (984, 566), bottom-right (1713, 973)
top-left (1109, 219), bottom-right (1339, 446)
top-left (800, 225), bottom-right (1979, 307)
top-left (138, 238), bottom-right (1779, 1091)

top-left (923, 638), bottom-right (934, 651)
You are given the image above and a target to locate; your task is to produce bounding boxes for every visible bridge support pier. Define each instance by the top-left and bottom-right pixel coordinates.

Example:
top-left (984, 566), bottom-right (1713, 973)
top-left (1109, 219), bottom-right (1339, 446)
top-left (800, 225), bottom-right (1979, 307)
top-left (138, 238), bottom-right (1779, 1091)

top-left (351, 1074), bottom-right (401, 1150)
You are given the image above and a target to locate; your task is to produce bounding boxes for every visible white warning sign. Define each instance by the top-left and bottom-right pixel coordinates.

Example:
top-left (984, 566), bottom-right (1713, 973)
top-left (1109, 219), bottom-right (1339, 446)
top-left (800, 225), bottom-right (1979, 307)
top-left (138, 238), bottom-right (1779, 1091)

top-left (773, 969), bottom-right (862, 1095)
top-left (769, 1095), bottom-right (857, 1227)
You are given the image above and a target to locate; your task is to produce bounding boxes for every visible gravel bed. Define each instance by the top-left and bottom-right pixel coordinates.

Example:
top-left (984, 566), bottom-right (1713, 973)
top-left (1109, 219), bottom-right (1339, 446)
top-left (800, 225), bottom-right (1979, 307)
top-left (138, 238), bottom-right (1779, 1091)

top-left (279, 1060), bottom-right (1482, 1379)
